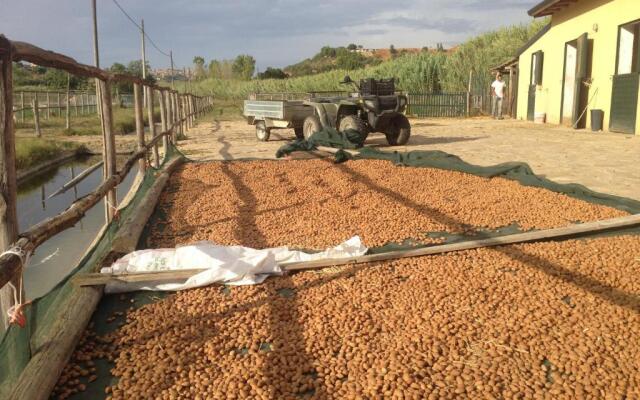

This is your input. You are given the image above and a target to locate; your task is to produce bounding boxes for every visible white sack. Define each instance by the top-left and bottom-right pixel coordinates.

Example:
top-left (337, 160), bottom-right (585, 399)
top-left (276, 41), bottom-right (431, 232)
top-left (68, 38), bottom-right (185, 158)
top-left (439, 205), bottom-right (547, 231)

top-left (101, 236), bottom-right (367, 293)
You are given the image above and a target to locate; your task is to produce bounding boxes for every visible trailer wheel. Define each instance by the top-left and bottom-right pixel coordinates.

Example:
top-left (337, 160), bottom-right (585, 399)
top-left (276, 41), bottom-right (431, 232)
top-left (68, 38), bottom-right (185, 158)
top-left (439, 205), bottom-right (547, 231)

top-left (384, 114), bottom-right (411, 146)
top-left (255, 121), bottom-right (271, 141)
top-left (303, 115), bottom-right (322, 140)
top-left (294, 127), bottom-right (304, 140)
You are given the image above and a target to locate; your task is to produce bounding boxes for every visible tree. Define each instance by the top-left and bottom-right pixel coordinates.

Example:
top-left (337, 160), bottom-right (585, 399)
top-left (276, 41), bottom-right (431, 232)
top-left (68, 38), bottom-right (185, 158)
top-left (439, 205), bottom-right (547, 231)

top-left (347, 43), bottom-right (358, 51)
top-left (258, 67), bottom-right (286, 80)
top-left (232, 55), bottom-right (256, 80)
top-left (193, 56), bottom-right (206, 80)
top-left (320, 46), bottom-right (337, 58)
top-left (109, 62), bottom-right (130, 93)
top-left (126, 60), bottom-right (156, 84)
top-left (389, 44), bottom-right (398, 59)
top-left (336, 51), bottom-right (366, 70)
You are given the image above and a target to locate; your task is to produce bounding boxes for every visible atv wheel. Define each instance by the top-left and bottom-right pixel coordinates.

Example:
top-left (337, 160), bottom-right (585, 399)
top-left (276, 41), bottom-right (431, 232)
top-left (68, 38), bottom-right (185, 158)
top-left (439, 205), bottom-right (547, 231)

top-left (255, 121), bottom-right (271, 142)
top-left (294, 127), bottom-right (304, 140)
top-left (339, 115), bottom-right (367, 134)
top-left (303, 115), bottom-right (322, 140)
top-left (385, 114), bottom-right (411, 145)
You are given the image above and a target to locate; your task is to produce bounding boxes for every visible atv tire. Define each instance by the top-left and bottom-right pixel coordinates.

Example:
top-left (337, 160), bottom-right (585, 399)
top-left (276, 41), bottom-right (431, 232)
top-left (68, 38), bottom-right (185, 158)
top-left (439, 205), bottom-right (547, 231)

top-left (255, 120), bottom-right (271, 142)
top-left (385, 114), bottom-right (411, 145)
top-left (303, 115), bottom-right (322, 140)
top-left (339, 115), bottom-right (367, 135)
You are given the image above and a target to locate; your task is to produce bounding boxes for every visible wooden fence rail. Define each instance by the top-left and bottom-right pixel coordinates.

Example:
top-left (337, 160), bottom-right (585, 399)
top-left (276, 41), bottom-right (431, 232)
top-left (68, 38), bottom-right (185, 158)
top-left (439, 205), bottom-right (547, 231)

top-left (0, 34), bottom-right (213, 318)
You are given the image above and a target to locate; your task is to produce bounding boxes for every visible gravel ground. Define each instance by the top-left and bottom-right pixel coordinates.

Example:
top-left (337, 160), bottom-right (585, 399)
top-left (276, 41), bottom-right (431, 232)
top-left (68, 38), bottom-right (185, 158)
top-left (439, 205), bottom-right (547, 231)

top-left (148, 159), bottom-right (626, 250)
top-left (55, 236), bottom-right (640, 399)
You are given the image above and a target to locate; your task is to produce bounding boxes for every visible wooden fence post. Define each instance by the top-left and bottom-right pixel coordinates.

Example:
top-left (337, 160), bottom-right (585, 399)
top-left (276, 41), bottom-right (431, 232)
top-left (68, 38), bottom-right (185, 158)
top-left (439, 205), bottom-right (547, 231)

top-left (467, 70), bottom-right (473, 117)
top-left (45, 91), bottom-right (50, 120)
top-left (20, 91), bottom-right (24, 123)
top-left (32, 98), bottom-right (41, 137)
top-left (147, 88), bottom-right (160, 168)
top-left (159, 90), bottom-right (169, 156)
top-left (65, 75), bottom-right (70, 130)
top-left (166, 91), bottom-right (174, 143)
top-left (133, 83), bottom-right (146, 175)
top-left (98, 80), bottom-right (117, 222)
top-left (79, 92), bottom-right (85, 115)
top-left (0, 35), bottom-right (20, 331)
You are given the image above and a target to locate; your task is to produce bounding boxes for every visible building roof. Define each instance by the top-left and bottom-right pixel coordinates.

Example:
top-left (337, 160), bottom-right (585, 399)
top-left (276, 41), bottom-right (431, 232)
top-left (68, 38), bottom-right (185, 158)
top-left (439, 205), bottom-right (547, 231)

top-left (528, 0), bottom-right (579, 17)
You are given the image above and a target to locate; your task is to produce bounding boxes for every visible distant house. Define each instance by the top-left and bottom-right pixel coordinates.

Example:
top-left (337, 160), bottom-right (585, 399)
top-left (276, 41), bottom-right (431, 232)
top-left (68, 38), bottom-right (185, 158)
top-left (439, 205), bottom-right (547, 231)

top-left (515, 0), bottom-right (640, 134)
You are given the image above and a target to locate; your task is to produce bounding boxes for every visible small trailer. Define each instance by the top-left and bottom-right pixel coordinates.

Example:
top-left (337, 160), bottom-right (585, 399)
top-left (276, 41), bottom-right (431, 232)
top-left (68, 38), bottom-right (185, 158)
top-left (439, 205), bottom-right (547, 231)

top-left (244, 78), bottom-right (411, 145)
top-left (243, 94), bottom-right (315, 141)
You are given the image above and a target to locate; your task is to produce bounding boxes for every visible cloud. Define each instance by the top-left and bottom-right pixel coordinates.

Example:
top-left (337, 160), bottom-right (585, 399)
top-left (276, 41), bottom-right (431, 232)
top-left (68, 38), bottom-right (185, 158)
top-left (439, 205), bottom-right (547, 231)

top-left (374, 16), bottom-right (477, 34)
top-left (0, 0), bottom-right (534, 69)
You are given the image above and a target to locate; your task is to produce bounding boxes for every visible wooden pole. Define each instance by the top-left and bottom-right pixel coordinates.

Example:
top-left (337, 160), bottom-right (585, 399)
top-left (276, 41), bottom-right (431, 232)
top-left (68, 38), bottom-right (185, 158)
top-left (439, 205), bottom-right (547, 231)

top-left (133, 83), bottom-right (146, 175)
top-left (65, 74), bottom-right (70, 130)
top-left (32, 98), bottom-right (41, 137)
top-left (467, 70), bottom-right (473, 116)
top-left (56, 92), bottom-right (60, 117)
top-left (98, 79), bottom-right (117, 222)
top-left (147, 88), bottom-right (160, 168)
top-left (140, 19), bottom-right (147, 108)
top-left (0, 35), bottom-right (20, 332)
top-left (159, 90), bottom-right (169, 155)
top-left (20, 91), bottom-right (24, 123)
top-left (166, 91), bottom-right (174, 142)
top-left (170, 51), bottom-right (174, 89)
top-left (45, 91), bottom-right (50, 120)
top-left (92, 0), bottom-right (101, 118)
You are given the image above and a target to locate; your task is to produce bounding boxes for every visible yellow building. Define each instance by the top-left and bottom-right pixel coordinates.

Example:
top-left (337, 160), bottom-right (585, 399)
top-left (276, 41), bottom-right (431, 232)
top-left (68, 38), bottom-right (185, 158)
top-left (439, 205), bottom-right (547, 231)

top-left (516, 0), bottom-right (640, 134)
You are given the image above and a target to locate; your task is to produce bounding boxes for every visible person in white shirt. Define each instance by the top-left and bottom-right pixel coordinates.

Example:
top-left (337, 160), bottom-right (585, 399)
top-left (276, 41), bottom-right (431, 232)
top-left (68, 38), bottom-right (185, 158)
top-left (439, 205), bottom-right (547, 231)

top-left (491, 74), bottom-right (507, 119)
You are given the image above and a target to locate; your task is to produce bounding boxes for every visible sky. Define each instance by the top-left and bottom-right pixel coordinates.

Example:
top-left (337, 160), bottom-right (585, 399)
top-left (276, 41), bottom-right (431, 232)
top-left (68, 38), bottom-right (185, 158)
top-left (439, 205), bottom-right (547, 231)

top-left (0, 0), bottom-right (539, 71)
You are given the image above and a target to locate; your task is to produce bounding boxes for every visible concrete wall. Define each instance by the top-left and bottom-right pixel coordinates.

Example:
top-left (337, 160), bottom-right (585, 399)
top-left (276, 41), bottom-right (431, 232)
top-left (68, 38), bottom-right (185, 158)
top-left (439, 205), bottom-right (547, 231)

top-left (517, 0), bottom-right (640, 134)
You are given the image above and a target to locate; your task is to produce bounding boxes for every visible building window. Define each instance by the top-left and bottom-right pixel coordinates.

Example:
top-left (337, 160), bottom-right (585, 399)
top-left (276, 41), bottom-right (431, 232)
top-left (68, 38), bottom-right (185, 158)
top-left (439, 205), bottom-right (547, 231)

top-left (617, 20), bottom-right (640, 74)
top-left (531, 51), bottom-right (544, 85)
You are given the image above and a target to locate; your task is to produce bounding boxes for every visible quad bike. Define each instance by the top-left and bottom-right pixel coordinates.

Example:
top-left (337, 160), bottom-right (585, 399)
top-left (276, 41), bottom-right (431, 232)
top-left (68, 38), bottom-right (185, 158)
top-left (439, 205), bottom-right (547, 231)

top-left (301, 76), bottom-right (411, 145)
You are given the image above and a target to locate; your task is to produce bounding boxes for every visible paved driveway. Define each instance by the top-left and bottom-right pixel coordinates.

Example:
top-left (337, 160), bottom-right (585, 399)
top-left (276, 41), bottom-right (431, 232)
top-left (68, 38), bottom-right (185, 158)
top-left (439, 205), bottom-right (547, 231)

top-left (178, 117), bottom-right (640, 201)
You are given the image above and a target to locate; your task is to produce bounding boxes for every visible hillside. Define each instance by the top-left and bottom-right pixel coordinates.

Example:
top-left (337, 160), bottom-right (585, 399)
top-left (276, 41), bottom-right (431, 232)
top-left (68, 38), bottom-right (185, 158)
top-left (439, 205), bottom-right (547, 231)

top-left (282, 45), bottom-right (438, 77)
top-left (184, 19), bottom-right (548, 100)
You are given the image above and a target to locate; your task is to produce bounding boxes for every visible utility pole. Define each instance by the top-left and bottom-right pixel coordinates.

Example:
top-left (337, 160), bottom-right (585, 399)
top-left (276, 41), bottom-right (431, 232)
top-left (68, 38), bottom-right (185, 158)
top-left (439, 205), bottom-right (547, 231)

top-left (92, 0), bottom-right (110, 223)
top-left (92, 0), bottom-right (101, 115)
top-left (141, 18), bottom-right (148, 108)
top-left (170, 50), bottom-right (175, 89)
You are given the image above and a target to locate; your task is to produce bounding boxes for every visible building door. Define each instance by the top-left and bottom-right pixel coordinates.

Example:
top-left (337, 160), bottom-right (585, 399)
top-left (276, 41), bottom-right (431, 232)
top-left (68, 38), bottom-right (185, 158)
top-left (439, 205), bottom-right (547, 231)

top-left (611, 20), bottom-right (640, 134)
top-left (562, 42), bottom-right (578, 125)
top-left (528, 51), bottom-right (543, 121)
top-left (561, 33), bottom-right (590, 128)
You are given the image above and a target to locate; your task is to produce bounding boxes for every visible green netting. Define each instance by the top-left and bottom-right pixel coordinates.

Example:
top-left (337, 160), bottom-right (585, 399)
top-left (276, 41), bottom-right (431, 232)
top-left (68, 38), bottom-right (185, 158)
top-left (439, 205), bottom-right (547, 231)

top-left (276, 127), bottom-right (366, 162)
top-left (0, 144), bottom-right (185, 398)
top-left (277, 128), bottom-right (640, 215)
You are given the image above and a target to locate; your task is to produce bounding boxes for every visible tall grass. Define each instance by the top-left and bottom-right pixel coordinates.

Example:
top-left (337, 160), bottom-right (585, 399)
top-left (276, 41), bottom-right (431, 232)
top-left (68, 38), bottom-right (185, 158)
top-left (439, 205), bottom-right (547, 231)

top-left (15, 139), bottom-right (81, 170)
top-left (184, 20), bottom-right (547, 99)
